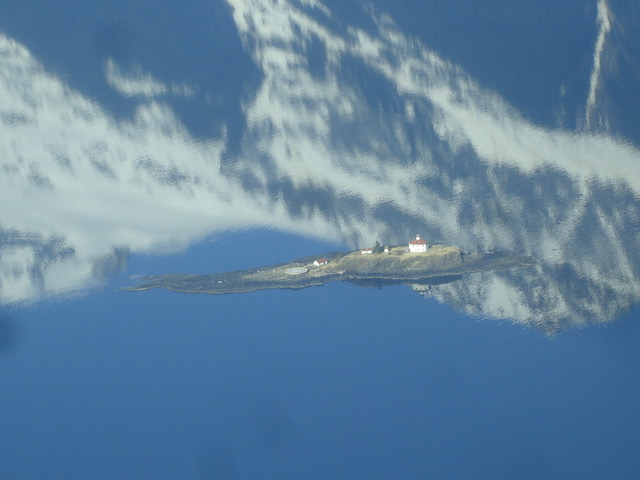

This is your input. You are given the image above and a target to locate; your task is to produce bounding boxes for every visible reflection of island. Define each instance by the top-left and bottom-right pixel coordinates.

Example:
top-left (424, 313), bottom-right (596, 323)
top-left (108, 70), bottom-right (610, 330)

top-left (126, 237), bottom-right (532, 296)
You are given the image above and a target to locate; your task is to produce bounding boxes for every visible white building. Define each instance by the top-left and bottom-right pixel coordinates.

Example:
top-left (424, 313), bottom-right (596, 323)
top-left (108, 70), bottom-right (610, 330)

top-left (313, 258), bottom-right (328, 266)
top-left (408, 234), bottom-right (428, 253)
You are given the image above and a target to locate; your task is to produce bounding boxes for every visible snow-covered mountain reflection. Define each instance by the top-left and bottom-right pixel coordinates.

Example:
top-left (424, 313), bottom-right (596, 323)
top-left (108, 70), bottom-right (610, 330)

top-left (1, 0), bottom-right (638, 330)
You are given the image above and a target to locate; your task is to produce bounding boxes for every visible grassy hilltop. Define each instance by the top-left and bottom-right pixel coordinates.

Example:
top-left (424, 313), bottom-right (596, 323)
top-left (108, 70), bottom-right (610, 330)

top-left (126, 244), bottom-right (531, 296)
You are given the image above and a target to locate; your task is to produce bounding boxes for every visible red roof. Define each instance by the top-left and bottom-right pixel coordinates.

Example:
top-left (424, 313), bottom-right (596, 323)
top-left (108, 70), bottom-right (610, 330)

top-left (409, 239), bottom-right (427, 245)
top-left (315, 258), bottom-right (328, 264)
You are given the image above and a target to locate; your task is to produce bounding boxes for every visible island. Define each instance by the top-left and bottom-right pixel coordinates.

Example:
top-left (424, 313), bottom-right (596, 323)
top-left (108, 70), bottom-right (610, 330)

top-left (125, 236), bottom-right (533, 296)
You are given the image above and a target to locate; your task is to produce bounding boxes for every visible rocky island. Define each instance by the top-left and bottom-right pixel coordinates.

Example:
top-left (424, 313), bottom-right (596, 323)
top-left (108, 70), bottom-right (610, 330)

top-left (125, 236), bottom-right (532, 296)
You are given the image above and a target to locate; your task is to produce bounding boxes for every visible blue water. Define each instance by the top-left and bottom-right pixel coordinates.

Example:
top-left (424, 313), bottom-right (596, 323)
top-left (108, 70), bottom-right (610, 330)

top-left (1, 229), bottom-right (639, 479)
top-left (1, 0), bottom-right (639, 478)
top-left (386, 0), bottom-right (598, 127)
top-left (0, 0), bottom-right (258, 139)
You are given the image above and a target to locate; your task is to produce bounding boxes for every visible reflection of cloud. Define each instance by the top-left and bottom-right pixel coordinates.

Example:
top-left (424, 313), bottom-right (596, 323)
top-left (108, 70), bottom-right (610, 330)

top-left (104, 58), bottom-right (196, 98)
top-left (225, 0), bottom-right (640, 329)
top-left (1, 1), bottom-right (639, 330)
top-left (585, 0), bottom-right (612, 130)
top-left (0, 33), bottom-right (342, 304)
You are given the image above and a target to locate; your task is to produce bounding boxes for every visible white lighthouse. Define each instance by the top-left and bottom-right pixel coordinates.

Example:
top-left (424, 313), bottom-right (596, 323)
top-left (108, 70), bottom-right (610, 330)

top-left (408, 234), bottom-right (428, 253)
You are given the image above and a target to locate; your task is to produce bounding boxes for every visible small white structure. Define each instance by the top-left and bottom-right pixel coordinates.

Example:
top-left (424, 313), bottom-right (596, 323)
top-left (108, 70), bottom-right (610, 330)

top-left (313, 258), bottom-right (329, 266)
top-left (361, 247), bottom-right (374, 254)
top-left (408, 234), bottom-right (428, 253)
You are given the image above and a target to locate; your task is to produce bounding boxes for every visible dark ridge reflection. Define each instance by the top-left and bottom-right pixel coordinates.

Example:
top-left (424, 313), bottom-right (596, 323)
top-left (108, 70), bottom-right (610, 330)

top-left (0, 0), bottom-right (638, 331)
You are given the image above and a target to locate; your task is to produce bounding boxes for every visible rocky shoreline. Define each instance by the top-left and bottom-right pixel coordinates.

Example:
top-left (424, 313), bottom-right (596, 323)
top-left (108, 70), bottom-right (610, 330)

top-left (125, 245), bottom-right (533, 296)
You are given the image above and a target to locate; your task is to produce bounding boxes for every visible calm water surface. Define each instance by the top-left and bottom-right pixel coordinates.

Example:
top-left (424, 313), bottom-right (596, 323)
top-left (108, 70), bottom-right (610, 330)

top-left (1, 0), bottom-right (639, 478)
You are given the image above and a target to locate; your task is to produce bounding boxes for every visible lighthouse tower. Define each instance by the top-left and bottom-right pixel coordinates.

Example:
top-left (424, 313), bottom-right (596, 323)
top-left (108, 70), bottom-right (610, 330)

top-left (408, 234), bottom-right (428, 253)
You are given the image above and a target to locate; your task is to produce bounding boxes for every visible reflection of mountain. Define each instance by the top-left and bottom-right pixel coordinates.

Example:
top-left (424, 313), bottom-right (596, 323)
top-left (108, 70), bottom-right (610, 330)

top-left (1, 1), bottom-right (639, 330)
top-left (226, 0), bottom-right (640, 330)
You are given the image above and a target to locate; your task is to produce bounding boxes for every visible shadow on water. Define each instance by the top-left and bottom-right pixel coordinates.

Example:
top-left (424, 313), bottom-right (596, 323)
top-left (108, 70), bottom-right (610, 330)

top-left (0, 310), bottom-right (23, 354)
top-left (195, 440), bottom-right (240, 480)
top-left (249, 401), bottom-right (297, 453)
top-left (588, 307), bottom-right (640, 365)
